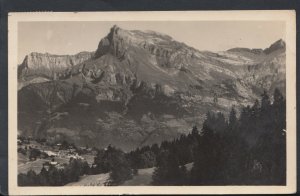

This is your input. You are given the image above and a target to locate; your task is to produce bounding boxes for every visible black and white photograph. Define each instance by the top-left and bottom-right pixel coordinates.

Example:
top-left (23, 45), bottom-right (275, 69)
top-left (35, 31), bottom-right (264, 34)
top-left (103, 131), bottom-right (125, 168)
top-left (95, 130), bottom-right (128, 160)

top-left (8, 11), bottom-right (296, 195)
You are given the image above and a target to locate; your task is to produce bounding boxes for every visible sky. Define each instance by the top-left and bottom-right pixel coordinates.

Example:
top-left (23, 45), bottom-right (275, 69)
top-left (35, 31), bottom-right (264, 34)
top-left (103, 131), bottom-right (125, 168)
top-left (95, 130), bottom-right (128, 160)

top-left (18, 21), bottom-right (285, 63)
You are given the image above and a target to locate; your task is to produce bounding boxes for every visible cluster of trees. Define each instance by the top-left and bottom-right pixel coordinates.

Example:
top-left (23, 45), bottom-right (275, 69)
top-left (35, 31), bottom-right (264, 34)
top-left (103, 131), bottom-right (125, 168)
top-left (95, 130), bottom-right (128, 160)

top-left (28, 148), bottom-right (43, 160)
top-left (18, 158), bottom-right (90, 186)
top-left (152, 149), bottom-right (189, 185)
top-left (124, 126), bottom-right (200, 185)
top-left (18, 146), bottom-right (49, 160)
top-left (92, 145), bottom-right (134, 185)
top-left (90, 130), bottom-right (200, 186)
top-left (152, 89), bottom-right (286, 185)
top-left (127, 127), bottom-right (199, 170)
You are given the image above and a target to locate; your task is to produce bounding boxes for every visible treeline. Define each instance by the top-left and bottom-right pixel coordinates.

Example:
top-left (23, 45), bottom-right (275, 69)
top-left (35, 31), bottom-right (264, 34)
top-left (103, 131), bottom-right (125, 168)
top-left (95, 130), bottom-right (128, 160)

top-left (18, 158), bottom-right (90, 186)
top-left (151, 89), bottom-right (286, 185)
top-left (127, 127), bottom-right (199, 170)
top-left (92, 145), bottom-right (135, 185)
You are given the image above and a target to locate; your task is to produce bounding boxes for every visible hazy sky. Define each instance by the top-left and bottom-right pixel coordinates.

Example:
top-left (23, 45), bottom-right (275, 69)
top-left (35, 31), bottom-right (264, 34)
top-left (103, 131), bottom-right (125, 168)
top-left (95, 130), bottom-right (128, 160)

top-left (18, 21), bottom-right (285, 63)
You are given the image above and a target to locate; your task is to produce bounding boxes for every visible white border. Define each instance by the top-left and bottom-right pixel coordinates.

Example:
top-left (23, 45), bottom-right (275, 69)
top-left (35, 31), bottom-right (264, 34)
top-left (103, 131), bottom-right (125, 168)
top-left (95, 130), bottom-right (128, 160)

top-left (8, 11), bottom-right (297, 195)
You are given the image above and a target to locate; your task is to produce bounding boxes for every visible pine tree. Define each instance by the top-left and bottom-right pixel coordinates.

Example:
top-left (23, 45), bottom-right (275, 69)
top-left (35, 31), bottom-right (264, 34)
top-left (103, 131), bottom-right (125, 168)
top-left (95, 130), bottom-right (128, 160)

top-left (38, 166), bottom-right (49, 185)
top-left (191, 126), bottom-right (199, 135)
top-left (261, 90), bottom-right (271, 112)
top-left (228, 107), bottom-right (237, 131)
top-left (152, 150), bottom-right (187, 185)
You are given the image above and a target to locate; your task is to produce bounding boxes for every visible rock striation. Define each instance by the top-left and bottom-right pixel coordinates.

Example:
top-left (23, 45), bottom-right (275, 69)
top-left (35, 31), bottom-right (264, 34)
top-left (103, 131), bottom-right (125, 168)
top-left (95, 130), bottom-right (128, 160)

top-left (18, 51), bottom-right (94, 79)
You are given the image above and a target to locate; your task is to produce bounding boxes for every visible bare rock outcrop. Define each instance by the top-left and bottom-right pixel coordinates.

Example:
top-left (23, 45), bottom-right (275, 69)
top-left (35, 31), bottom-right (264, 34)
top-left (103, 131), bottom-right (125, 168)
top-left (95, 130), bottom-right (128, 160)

top-left (18, 51), bottom-right (94, 79)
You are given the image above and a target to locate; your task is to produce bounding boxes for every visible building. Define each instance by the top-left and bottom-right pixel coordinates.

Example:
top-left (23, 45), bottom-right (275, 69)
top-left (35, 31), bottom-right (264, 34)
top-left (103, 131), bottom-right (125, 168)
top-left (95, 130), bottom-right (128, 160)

top-left (44, 150), bottom-right (58, 157)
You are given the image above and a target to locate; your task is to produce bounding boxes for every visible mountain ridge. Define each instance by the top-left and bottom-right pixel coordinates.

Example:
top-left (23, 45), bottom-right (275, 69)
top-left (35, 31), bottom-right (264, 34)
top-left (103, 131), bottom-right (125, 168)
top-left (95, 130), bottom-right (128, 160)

top-left (227, 38), bottom-right (285, 55)
top-left (17, 25), bottom-right (286, 151)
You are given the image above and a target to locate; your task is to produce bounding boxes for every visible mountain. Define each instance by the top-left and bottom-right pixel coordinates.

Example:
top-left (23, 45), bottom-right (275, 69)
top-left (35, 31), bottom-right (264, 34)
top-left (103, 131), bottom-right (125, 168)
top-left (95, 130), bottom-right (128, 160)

top-left (226, 39), bottom-right (286, 95)
top-left (227, 39), bottom-right (285, 54)
top-left (18, 51), bottom-right (94, 89)
top-left (264, 39), bottom-right (286, 54)
top-left (17, 25), bottom-right (286, 151)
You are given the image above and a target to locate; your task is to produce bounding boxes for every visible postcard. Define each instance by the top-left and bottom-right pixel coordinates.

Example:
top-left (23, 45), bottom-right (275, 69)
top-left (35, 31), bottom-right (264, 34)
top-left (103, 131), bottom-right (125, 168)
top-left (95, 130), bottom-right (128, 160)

top-left (8, 10), bottom-right (296, 195)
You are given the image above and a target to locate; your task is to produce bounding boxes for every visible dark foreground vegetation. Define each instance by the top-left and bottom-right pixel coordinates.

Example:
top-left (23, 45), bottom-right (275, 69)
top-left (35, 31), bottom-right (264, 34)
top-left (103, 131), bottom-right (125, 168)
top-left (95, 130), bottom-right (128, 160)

top-left (18, 89), bottom-right (286, 186)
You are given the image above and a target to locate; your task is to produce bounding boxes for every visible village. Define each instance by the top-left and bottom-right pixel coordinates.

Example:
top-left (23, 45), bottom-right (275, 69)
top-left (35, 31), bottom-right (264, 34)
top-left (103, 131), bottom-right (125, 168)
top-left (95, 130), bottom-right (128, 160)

top-left (17, 136), bottom-right (98, 174)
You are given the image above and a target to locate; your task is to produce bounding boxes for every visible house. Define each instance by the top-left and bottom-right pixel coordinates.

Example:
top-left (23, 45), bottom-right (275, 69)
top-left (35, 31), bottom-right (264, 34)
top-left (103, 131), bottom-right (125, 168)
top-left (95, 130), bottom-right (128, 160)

top-left (55, 163), bottom-right (65, 170)
top-left (56, 143), bottom-right (62, 147)
top-left (50, 161), bottom-right (58, 165)
top-left (67, 153), bottom-right (84, 160)
top-left (44, 150), bottom-right (58, 157)
top-left (43, 164), bottom-right (50, 171)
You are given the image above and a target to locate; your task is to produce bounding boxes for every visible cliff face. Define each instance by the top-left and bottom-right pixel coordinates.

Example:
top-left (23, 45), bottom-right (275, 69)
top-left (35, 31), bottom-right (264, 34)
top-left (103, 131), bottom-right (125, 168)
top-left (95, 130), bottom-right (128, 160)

top-left (17, 25), bottom-right (286, 151)
top-left (94, 25), bottom-right (201, 71)
top-left (23, 52), bottom-right (93, 69)
top-left (226, 39), bottom-right (286, 95)
top-left (94, 25), bottom-right (176, 59)
top-left (18, 51), bottom-right (94, 79)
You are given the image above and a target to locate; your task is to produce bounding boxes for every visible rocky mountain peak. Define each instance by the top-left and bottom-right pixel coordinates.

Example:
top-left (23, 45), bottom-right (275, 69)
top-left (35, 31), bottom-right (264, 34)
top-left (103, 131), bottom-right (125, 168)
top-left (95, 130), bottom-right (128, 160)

top-left (227, 39), bottom-right (285, 56)
top-left (94, 25), bottom-right (128, 58)
top-left (94, 25), bottom-right (179, 59)
top-left (107, 25), bottom-right (127, 40)
top-left (110, 25), bottom-right (123, 34)
top-left (264, 39), bottom-right (286, 54)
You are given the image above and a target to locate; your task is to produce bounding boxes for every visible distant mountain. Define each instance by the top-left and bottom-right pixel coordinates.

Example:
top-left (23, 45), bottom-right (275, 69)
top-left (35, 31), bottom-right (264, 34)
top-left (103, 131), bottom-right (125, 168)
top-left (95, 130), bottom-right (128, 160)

top-left (18, 51), bottom-right (94, 80)
top-left (17, 25), bottom-right (286, 151)
top-left (227, 39), bottom-right (285, 55)
top-left (18, 51), bottom-right (94, 90)
top-left (226, 39), bottom-right (286, 95)
top-left (227, 48), bottom-right (264, 55)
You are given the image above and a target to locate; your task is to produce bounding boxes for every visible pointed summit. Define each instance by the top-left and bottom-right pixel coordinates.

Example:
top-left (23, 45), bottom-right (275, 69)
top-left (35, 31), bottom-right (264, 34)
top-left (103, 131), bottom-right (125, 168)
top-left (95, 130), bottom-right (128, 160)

top-left (264, 39), bottom-right (286, 54)
top-left (109, 25), bottom-right (121, 36)
top-left (111, 24), bottom-right (120, 31)
top-left (94, 25), bottom-right (130, 58)
top-left (108, 25), bottom-right (131, 38)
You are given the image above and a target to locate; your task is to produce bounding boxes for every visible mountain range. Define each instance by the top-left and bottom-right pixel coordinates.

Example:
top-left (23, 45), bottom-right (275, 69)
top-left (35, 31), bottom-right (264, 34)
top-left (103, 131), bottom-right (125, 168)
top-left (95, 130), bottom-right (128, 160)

top-left (17, 25), bottom-right (286, 151)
